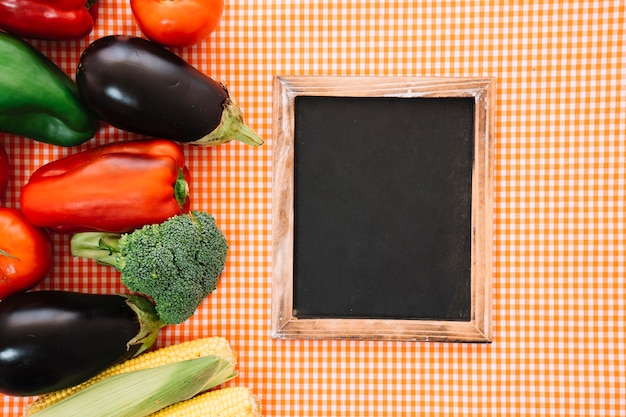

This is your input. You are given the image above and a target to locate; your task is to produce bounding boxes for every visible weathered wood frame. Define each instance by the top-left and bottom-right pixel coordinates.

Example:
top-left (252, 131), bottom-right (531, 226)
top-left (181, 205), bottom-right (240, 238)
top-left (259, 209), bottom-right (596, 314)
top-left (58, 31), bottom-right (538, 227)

top-left (271, 76), bottom-right (494, 342)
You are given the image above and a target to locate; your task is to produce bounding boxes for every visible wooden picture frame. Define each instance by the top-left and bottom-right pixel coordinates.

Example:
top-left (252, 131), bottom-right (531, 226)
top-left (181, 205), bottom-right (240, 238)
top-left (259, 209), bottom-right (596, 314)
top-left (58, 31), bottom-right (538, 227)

top-left (271, 76), bottom-right (494, 342)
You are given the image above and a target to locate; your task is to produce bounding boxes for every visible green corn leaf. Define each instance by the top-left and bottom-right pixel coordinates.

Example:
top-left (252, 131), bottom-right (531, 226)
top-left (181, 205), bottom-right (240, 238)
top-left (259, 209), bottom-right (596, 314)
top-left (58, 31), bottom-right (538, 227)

top-left (31, 355), bottom-right (237, 417)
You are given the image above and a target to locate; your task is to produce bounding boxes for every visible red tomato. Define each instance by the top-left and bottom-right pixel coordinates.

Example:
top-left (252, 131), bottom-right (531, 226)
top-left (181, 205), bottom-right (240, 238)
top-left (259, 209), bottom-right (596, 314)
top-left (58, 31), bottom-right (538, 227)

top-left (130, 0), bottom-right (224, 47)
top-left (0, 208), bottom-right (53, 299)
top-left (0, 144), bottom-right (8, 199)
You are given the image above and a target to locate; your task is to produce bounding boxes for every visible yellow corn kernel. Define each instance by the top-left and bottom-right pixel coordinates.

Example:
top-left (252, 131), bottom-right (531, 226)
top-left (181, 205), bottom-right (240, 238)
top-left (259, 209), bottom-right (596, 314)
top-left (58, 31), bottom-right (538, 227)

top-left (148, 386), bottom-right (262, 417)
top-left (23, 337), bottom-right (236, 416)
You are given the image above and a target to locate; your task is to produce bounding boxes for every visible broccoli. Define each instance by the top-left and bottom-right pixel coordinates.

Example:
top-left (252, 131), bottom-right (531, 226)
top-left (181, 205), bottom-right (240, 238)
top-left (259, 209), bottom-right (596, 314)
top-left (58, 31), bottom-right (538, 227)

top-left (70, 211), bottom-right (228, 325)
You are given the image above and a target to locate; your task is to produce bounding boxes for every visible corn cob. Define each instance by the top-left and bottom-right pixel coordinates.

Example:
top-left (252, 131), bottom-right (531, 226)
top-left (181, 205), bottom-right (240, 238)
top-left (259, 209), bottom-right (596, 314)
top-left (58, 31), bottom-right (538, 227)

top-left (22, 355), bottom-right (237, 417)
top-left (24, 337), bottom-right (236, 416)
top-left (148, 386), bottom-right (262, 417)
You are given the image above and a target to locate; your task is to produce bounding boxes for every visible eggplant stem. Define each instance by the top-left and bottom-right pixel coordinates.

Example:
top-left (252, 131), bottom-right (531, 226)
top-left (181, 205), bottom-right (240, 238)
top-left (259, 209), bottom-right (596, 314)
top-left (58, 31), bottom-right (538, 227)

top-left (122, 294), bottom-right (166, 356)
top-left (193, 99), bottom-right (264, 147)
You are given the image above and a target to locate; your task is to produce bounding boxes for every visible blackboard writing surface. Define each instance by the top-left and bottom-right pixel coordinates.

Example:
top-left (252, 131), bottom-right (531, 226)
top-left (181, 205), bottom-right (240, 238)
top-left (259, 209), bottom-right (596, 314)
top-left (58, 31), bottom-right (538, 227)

top-left (272, 76), bottom-right (494, 342)
top-left (293, 96), bottom-right (474, 320)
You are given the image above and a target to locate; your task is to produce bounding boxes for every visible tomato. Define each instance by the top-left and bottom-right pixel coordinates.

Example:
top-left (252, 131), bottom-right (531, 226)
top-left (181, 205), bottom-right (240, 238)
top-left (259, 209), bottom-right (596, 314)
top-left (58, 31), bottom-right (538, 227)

top-left (0, 144), bottom-right (8, 199)
top-left (130, 0), bottom-right (224, 47)
top-left (0, 208), bottom-right (53, 299)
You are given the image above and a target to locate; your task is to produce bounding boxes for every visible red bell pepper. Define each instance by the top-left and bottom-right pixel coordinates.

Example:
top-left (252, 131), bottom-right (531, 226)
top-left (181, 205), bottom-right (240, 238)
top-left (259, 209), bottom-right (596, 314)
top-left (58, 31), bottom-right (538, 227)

top-left (20, 139), bottom-right (191, 233)
top-left (0, 0), bottom-right (96, 40)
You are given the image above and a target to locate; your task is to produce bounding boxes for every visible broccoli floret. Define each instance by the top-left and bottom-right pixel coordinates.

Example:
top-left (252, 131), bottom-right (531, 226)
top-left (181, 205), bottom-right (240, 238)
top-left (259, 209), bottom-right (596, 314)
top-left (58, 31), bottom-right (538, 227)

top-left (70, 211), bottom-right (228, 324)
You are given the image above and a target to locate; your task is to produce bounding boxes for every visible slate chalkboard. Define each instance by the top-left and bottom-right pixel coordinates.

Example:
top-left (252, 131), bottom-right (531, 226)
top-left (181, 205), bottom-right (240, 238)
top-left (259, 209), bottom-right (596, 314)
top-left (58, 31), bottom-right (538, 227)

top-left (272, 76), bottom-right (494, 342)
top-left (293, 95), bottom-right (474, 320)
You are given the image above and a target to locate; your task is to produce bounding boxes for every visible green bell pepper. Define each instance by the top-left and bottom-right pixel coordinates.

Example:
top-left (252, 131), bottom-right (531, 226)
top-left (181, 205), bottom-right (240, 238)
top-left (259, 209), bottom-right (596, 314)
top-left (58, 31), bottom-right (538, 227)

top-left (0, 32), bottom-right (98, 146)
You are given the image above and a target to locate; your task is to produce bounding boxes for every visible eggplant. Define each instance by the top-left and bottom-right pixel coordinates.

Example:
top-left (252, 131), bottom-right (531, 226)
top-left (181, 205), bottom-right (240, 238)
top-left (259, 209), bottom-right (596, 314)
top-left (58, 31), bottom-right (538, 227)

top-left (76, 35), bottom-right (263, 147)
top-left (0, 291), bottom-right (165, 396)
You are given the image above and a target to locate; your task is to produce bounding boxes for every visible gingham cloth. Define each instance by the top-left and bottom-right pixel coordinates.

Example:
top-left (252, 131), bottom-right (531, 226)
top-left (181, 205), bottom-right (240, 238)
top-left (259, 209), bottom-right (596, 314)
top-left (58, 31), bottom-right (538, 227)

top-left (1, 1), bottom-right (624, 416)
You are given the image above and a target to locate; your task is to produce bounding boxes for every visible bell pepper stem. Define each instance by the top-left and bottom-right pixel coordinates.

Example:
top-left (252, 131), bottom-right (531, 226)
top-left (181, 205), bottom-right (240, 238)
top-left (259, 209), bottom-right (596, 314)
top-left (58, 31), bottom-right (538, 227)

top-left (174, 168), bottom-right (189, 209)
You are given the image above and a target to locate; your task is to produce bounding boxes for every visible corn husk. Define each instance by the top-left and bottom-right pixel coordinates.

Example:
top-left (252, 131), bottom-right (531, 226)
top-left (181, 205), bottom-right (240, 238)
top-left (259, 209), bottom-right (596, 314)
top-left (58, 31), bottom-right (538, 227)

top-left (29, 355), bottom-right (237, 417)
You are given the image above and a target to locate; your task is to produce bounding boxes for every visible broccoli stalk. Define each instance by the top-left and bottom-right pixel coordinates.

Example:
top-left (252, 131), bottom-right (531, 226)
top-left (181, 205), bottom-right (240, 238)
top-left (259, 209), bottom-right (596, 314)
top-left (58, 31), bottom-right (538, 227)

top-left (70, 211), bottom-right (228, 325)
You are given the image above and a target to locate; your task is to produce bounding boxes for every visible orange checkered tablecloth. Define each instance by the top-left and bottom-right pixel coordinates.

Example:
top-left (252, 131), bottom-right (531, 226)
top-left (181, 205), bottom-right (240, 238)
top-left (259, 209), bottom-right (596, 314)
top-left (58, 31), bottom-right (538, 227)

top-left (1, 1), bottom-right (624, 416)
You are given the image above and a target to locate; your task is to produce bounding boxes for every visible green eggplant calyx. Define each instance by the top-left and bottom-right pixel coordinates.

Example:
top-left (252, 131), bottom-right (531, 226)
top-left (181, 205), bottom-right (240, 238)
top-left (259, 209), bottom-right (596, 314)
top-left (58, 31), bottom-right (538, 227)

top-left (122, 294), bottom-right (166, 356)
top-left (193, 99), bottom-right (264, 147)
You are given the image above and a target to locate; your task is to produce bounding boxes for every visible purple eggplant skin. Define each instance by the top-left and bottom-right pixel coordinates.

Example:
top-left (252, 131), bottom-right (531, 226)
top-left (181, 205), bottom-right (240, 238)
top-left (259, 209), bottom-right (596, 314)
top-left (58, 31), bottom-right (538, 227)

top-left (0, 291), bottom-right (165, 397)
top-left (76, 35), bottom-right (263, 147)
